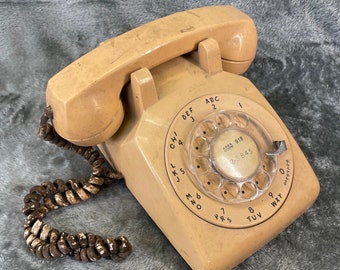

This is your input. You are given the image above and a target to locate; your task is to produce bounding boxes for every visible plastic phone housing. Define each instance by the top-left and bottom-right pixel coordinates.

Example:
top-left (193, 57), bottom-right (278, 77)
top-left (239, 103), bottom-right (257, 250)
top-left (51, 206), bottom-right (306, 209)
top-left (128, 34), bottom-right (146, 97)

top-left (98, 44), bottom-right (319, 269)
top-left (45, 6), bottom-right (320, 270)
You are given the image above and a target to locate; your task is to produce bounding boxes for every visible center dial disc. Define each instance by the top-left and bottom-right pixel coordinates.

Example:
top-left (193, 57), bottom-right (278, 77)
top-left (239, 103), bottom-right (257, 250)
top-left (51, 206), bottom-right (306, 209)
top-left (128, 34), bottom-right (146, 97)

top-left (211, 130), bottom-right (260, 181)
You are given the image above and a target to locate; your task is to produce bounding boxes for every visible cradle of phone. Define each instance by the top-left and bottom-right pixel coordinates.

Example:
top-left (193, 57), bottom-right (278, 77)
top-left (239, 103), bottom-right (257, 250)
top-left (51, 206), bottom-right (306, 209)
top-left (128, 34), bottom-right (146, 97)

top-left (45, 6), bottom-right (319, 270)
top-left (98, 52), bottom-right (319, 269)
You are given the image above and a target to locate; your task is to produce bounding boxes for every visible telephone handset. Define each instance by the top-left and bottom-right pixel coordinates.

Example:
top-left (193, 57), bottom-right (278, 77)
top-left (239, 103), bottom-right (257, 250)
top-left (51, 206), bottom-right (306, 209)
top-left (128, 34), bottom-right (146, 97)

top-left (44, 6), bottom-right (319, 270)
top-left (46, 5), bottom-right (256, 146)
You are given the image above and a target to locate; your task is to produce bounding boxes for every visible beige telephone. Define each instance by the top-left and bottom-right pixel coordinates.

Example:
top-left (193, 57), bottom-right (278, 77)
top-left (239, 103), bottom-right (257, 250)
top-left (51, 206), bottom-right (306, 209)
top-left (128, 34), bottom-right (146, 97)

top-left (45, 6), bottom-right (319, 269)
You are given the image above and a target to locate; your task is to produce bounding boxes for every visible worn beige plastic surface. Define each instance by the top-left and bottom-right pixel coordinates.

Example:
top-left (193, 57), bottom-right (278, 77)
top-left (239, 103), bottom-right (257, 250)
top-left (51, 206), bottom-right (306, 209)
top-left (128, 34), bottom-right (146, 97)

top-left (46, 5), bottom-right (257, 146)
top-left (46, 6), bottom-right (319, 269)
top-left (98, 44), bottom-right (319, 268)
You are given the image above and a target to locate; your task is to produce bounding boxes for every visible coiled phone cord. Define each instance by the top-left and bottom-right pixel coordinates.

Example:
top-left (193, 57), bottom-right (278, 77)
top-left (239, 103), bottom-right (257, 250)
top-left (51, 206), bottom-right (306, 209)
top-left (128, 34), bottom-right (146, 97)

top-left (22, 106), bottom-right (132, 262)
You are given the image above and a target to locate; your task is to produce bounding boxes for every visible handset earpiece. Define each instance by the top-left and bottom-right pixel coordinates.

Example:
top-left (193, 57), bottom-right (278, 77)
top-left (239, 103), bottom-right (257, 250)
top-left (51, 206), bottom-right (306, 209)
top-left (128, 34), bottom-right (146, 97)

top-left (46, 6), bottom-right (257, 146)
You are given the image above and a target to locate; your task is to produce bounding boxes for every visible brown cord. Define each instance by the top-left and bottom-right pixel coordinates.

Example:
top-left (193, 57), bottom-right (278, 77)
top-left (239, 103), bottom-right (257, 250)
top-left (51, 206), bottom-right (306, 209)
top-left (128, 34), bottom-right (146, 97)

top-left (22, 106), bottom-right (132, 262)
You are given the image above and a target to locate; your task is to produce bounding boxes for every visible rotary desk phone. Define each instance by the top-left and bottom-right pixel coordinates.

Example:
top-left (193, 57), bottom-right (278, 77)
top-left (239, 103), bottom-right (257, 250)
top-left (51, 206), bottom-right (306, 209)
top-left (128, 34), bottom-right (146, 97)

top-left (23, 5), bottom-right (320, 269)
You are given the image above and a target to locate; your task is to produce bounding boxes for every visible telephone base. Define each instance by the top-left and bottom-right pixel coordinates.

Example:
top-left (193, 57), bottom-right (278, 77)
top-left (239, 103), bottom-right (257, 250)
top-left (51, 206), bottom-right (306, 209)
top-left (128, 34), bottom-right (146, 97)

top-left (99, 55), bottom-right (319, 269)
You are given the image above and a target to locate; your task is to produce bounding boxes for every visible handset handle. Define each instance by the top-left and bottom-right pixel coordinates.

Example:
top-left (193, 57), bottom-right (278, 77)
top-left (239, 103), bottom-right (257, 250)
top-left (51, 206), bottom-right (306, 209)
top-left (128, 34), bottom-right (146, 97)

top-left (46, 5), bottom-right (257, 146)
